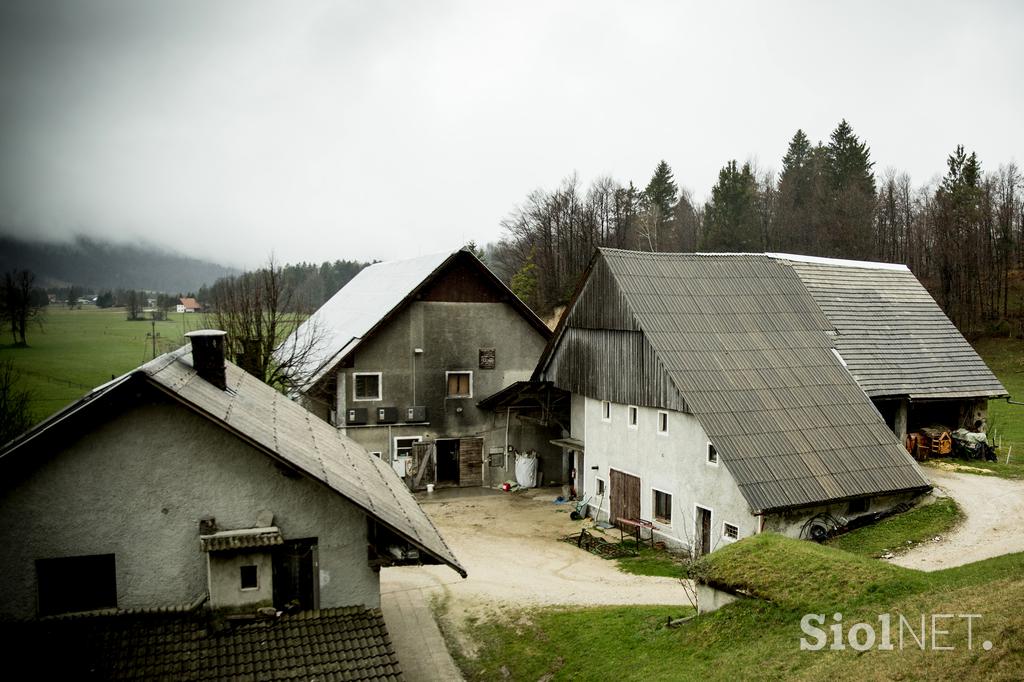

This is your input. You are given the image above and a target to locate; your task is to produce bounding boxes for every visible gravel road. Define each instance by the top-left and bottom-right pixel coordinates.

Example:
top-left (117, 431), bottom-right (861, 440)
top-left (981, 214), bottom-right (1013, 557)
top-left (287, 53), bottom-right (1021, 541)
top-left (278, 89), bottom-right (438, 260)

top-left (891, 466), bottom-right (1024, 571)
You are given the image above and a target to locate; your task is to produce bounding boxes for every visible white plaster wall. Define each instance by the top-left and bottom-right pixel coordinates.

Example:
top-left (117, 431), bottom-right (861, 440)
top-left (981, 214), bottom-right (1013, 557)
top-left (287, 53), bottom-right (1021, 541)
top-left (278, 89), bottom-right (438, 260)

top-left (0, 397), bottom-right (380, 619)
top-left (578, 397), bottom-right (757, 552)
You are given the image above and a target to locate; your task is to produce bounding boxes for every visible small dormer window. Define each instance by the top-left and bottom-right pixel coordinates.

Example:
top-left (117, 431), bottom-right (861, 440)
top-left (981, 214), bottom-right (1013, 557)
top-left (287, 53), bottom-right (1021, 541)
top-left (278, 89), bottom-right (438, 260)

top-left (240, 565), bottom-right (258, 590)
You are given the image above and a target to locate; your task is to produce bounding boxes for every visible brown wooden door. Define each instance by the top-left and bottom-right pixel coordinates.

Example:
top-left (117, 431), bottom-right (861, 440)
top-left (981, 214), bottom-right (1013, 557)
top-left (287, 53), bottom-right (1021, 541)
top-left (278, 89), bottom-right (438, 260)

top-left (458, 437), bottom-right (483, 487)
top-left (609, 469), bottom-right (640, 528)
top-left (409, 442), bottom-right (435, 490)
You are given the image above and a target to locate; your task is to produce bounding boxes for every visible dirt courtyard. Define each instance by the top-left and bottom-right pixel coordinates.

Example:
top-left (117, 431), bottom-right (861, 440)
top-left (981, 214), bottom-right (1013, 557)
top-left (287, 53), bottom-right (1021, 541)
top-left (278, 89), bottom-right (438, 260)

top-left (381, 488), bottom-right (690, 621)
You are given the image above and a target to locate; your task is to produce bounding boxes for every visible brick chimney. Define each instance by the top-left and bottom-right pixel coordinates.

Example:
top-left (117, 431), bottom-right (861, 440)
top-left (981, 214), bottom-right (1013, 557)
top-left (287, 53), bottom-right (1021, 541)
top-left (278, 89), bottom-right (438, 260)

top-left (185, 330), bottom-right (228, 389)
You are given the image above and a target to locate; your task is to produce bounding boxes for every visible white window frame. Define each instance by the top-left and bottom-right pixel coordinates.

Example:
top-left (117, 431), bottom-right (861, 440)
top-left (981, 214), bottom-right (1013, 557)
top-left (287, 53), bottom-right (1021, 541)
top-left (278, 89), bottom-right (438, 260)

top-left (652, 488), bottom-right (673, 526)
top-left (445, 371), bottom-right (474, 399)
top-left (657, 410), bottom-right (669, 435)
top-left (393, 436), bottom-right (422, 460)
top-left (352, 371), bottom-right (382, 401)
top-left (722, 522), bottom-right (739, 542)
top-left (601, 400), bottom-right (611, 422)
top-left (239, 564), bottom-right (259, 591)
top-left (627, 405), bottom-right (638, 429)
top-left (706, 441), bottom-right (719, 466)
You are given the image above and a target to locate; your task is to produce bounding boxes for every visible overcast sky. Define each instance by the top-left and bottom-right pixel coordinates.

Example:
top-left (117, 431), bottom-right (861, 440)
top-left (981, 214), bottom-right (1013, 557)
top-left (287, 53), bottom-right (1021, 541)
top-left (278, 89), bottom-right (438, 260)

top-left (1, 1), bottom-right (1021, 268)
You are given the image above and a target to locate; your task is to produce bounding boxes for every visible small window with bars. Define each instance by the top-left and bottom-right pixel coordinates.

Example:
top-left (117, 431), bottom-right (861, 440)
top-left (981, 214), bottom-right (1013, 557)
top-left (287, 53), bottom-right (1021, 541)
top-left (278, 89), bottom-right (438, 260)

top-left (723, 523), bottom-right (739, 540)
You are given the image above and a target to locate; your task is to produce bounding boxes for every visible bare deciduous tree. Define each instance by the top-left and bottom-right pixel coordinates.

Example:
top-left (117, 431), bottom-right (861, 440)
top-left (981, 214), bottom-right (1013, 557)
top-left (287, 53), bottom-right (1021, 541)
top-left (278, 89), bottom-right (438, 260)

top-left (205, 256), bottom-right (326, 393)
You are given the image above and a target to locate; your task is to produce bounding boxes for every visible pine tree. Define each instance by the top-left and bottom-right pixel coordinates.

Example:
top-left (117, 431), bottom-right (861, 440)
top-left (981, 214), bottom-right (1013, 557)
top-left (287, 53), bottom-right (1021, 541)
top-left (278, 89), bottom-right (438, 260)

top-left (823, 119), bottom-right (876, 258)
top-left (703, 161), bottom-right (761, 251)
top-left (644, 160), bottom-right (678, 219)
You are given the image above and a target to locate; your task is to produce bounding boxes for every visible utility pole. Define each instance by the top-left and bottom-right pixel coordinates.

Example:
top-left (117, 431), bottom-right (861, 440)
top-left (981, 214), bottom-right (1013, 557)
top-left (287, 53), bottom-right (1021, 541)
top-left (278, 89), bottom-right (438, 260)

top-left (146, 320), bottom-right (161, 359)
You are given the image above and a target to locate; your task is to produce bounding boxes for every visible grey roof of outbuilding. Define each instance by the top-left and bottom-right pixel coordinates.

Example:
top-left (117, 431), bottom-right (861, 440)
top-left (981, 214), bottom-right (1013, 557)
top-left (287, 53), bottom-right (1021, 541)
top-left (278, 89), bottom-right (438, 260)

top-left (0, 347), bottom-right (465, 578)
top-left (592, 249), bottom-right (931, 513)
top-left (1, 606), bottom-right (402, 680)
top-left (772, 254), bottom-right (1007, 400)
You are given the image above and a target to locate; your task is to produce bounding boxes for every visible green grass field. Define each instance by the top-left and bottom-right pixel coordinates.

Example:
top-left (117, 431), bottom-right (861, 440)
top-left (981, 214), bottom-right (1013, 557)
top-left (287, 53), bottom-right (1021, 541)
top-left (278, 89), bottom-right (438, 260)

top-left (0, 307), bottom-right (208, 422)
top-left (450, 535), bottom-right (1024, 680)
top-left (826, 498), bottom-right (963, 558)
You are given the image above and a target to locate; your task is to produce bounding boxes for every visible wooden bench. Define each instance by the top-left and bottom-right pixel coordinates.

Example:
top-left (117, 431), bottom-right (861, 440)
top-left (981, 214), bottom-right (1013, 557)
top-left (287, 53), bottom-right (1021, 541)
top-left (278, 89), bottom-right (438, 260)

top-left (616, 517), bottom-right (655, 552)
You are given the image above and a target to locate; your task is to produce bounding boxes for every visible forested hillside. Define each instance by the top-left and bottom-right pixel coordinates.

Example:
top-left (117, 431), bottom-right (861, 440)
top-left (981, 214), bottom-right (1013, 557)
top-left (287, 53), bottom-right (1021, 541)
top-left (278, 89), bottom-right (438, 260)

top-left (493, 121), bottom-right (1024, 337)
top-left (0, 235), bottom-right (238, 294)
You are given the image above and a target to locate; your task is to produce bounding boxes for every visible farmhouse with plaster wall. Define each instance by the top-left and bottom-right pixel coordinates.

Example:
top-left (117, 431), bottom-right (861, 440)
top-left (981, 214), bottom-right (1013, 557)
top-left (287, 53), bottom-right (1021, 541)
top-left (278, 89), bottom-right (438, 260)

top-left (288, 248), bottom-right (561, 490)
top-left (534, 249), bottom-right (940, 553)
top-left (0, 330), bottom-right (463, 679)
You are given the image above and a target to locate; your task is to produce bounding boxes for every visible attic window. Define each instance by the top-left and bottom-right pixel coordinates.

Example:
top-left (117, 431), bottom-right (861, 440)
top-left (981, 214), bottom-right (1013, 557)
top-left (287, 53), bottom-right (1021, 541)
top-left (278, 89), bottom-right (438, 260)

top-left (707, 442), bottom-right (718, 465)
top-left (446, 371), bottom-right (473, 398)
top-left (354, 372), bottom-right (382, 401)
top-left (240, 565), bottom-right (258, 590)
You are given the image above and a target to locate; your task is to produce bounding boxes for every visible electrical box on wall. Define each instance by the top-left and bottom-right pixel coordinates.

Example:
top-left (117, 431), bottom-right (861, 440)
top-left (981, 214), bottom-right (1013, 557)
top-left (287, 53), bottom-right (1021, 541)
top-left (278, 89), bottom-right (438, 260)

top-left (406, 406), bottom-right (427, 422)
top-left (346, 408), bottom-right (367, 425)
top-left (377, 406), bottom-right (398, 423)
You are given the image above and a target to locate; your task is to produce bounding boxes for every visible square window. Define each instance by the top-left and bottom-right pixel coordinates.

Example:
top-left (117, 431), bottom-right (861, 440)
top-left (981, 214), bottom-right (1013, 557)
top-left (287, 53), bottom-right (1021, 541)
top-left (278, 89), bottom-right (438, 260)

top-left (654, 490), bottom-right (672, 524)
top-left (446, 371), bottom-right (473, 398)
top-left (724, 523), bottom-right (739, 540)
top-left (395, 437), bottom-right (421, 458)
top-left (601, 401), bottom-right (611, 422)
top-left (353, 372), bottom-right (382, 401)
top-left (657, 411), bottom-right (669, 434)
top-left (707, 442), bottom-right (718, 465)
top-left (240, 565), bottom-right (258, 590)
top-left (628, 405), bottom-right (638, 428)
top-left (36, 554), bottom-right (117, 616)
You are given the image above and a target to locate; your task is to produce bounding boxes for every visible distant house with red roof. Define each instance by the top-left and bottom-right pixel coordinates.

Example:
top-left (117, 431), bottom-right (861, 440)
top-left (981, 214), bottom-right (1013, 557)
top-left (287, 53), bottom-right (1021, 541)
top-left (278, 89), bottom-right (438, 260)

top-left (176, 297), bottom-right (201, 313)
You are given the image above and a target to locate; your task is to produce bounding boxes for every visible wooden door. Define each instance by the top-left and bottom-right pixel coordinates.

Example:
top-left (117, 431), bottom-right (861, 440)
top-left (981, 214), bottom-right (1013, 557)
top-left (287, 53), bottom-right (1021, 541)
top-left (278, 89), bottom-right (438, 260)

top-left (696, 506), bottom-right (712, 556)
top-left (609, 469), bottom-right (640, 528)
top-left (409, 442), bottom-right (435, 490)
top-left (458, 437), bottom-right (483, 487)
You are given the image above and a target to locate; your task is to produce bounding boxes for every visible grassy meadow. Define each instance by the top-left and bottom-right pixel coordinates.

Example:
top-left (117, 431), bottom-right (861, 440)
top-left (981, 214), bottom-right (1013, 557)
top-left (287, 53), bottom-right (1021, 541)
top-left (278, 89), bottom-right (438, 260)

top-left (0, 306), bottom-right (210, 422)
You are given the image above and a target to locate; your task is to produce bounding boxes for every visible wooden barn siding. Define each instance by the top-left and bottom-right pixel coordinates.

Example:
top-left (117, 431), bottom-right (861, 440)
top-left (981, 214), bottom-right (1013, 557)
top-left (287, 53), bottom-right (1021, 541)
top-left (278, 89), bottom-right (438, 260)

top-left (564, 258), bottom-right (641, 332)
top-left (543, 256), bottom-right (688, 412)
top-left (546, 328), bottom-right (689, 413)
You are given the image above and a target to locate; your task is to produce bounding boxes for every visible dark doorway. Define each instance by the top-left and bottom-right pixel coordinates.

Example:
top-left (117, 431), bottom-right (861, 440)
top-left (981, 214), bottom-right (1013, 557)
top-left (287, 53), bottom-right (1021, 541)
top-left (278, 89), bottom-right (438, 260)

top-left (609, 468), bottom-right (641, 529)
top-left (696, 506), bottom-right (712, 556)
top-left (436, 439), bottom-right (460, 484)
top-left (273, 538), bottom-right (317, 611)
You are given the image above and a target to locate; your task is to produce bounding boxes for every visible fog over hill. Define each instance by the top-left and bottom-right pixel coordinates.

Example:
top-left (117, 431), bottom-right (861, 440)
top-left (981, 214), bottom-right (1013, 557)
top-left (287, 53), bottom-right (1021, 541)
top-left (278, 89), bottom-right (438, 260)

top-left (0, 233), bottom-right (239, 293)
